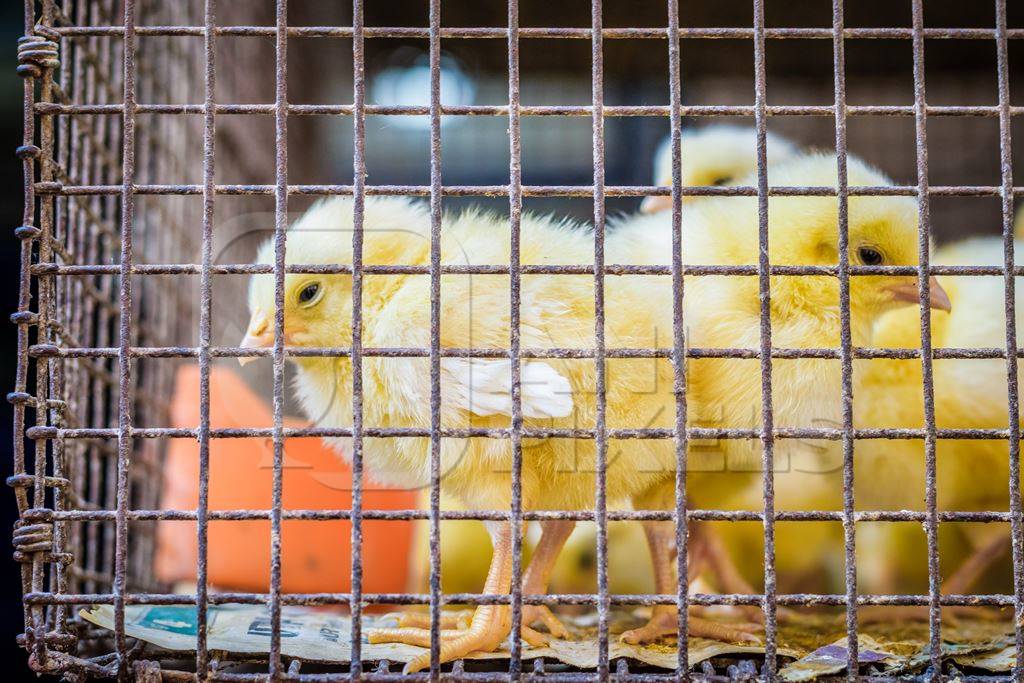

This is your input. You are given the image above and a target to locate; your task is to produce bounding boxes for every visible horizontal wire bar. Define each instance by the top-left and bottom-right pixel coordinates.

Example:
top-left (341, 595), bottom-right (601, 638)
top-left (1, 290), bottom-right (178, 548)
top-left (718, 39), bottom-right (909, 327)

top-left (22, 425), bottom-right (1023, 440)
top-left (34, 263), bottom-right (1024, 276)
top-left (48, 25), bottom-right (1024, 39)
top-left (35, 182), bottom-right (1024, 196)
top-left (23, 590), bottom-right (1018, 608)
top-left (185, 674), bottom-right (1024, 683)
top-left (35, 102), bottom-right (1024, 118)
top-left (35, 508), bottom-right (1017, 523)
top-left (27, 344), bottom-right (1024, 360)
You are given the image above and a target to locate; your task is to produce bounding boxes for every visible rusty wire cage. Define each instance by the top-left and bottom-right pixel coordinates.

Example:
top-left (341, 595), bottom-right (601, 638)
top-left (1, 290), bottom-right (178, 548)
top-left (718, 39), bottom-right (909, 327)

top-left (13, 0), bottom-right (1024, 680)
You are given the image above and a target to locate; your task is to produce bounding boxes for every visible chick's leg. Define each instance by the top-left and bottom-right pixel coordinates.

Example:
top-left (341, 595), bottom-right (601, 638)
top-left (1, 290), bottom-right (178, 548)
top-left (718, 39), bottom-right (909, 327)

top-left (858, 530), bottom-right (1011, 625)
top-left (619, 521), bottom-right (761, 645)
top-left (369, 521), bottom-right (544, 673)
top-left (701, 528), bottom-right (795, 624)
top-left (397, 520), bottom-right (575, 638)
top-left (521, 519), bottom-right (575, 638)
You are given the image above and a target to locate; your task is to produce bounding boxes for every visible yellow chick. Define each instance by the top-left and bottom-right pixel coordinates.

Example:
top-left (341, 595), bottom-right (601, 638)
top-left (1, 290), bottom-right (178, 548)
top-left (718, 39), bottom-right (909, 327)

top-left (640, 125), bottom-right (798, 214)
top-left (415, 126), bottom-right (799, 607)
top-left (607, 151), bottom-right (951, 641)
top-left (241, 197), bottom-right (745, 670)
top-left (413, 126), bottom-right (798, 608)
top-left (855, 234), bottom-right (1021, 605)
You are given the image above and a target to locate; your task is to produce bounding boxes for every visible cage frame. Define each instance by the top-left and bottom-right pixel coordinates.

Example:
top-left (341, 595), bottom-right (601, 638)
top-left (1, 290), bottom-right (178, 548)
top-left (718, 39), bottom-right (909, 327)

top-left (13, 0), bottom-right (1024, 681)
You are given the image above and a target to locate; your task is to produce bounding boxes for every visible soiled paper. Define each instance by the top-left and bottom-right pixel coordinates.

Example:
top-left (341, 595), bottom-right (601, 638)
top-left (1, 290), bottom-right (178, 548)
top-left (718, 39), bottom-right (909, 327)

top-left (81, 604), bottom-right (798, 669)
top-left (80, 604), bottom-right (1019, 678)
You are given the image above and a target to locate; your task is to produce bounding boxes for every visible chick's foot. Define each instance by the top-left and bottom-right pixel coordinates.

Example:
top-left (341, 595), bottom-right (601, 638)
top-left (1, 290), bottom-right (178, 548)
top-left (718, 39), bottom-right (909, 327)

top-left (855, 604), bottom-right (1005, 626)
top-left (368, 604), bottom-right (550, 673)
top-left (522, 605), bottom-right (570, 639)
top-left (394, 606), bottom-right (568, 638)
top-left (395, 610), bottom-right (472, 631)
top-left (619, 605), bottom-right (761, 645)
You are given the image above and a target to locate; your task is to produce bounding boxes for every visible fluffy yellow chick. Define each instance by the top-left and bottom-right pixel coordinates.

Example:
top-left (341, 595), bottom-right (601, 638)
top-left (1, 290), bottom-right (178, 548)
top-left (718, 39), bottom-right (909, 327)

top-left (415, 127), bottom-right (799, 606)
top-left (641, 125), bottom-right (798, 213)
top-left (855, 234), bottom-right (1021, 605)
top-left (412, 126), bottom-right (798, 607)
top-left (608, 151), bottom-right (951, 641)
top-left (241, 197), bottom-right (745, 670)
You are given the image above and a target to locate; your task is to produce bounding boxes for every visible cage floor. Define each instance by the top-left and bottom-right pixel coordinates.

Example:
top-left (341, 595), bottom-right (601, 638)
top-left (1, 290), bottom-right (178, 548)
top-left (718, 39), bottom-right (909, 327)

top-left (72, 605), bottom-right (1020, 681)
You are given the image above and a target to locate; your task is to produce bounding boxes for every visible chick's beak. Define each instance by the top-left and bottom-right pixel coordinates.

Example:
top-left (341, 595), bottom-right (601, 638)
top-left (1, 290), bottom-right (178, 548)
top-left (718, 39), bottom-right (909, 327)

top-left (886, 276), bottom-right (952, 313)
top-left (238, 313), bottom-right (274, 366)
top-left (640, 194), bottom-right (673, 214)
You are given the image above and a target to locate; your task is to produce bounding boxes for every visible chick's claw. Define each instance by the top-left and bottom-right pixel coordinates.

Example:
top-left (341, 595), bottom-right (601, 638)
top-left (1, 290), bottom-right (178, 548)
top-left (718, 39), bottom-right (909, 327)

top-left (396, 610), bottom-right (472, 631)
top-left (522, 605), bottom-right (570, 640)
top-left (619, 606), bottom-right (761, 646)
top-left (369, 604), bottom-right (553, 674)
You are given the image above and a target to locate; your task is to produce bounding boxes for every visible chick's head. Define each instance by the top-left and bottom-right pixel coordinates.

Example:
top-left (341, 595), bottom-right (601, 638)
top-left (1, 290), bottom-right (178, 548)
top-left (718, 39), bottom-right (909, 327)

top-left (760, 153), bottom-right (951, 323)
top-left (642, 125), bottom-right (798, 213)
top-left (240, 197), bottom-right (430, 361)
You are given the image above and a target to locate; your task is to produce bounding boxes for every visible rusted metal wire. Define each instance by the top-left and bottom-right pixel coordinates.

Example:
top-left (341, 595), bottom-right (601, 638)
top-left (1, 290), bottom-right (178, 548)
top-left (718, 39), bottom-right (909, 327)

top-left (194, 0), bottom-right (216, 677)
top-left (830, 1), bottom-right (859, 678)
top-left (28, 182), bottom-right (1024, 197)
top-left (427, 0), bottom-right (444, 678)
top-left (750, 0), bottom-right (778, 673)
top-left (112, 0), bottom-right (137, 675)
top-left (665, 0), bottom-right (690, 674)
top-left (507, 0), bottom-right (526, 677)
top-left (350, 0), bottom-right (366, 679)
top-left (38, 25), bottom-right (1024, 39)
top-left (994, 4), bottom-right (1024, 683)
top-left (908, 2), bottom-right (943, 676)
top-left (268, 0), bottom-right (289, 676)
top-left (31, 102), bottom-right (1024, 117)
top-left (590, 0), bottom-right (610, 676)
top-left (14, 1), bottom-right (1024, 681)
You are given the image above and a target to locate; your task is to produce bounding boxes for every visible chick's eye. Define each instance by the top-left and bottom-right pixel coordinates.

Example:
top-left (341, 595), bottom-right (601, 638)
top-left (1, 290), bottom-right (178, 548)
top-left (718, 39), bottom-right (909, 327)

top-left (858, 246), bottom-right (884, 266)
top-left (711, 176), bottom-right (730, 186)
top-left (297, 282), bottom-right (321, 305)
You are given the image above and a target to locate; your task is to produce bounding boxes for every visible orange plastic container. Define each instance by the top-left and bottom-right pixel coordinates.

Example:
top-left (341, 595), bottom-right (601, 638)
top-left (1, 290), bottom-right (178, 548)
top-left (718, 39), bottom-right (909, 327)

top-left (155, 365), bottom-right (417, 594)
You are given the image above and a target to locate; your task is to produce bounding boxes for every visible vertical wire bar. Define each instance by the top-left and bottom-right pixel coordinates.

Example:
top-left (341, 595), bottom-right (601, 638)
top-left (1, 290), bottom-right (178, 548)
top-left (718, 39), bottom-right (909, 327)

top-left (51, 0), bottom-right (71, 635)
top-left (589, 1), bottom-right (610, 679)
top-left (350, 0), bottom-right (366, 678)
top-left (33, 0), bottom-right (57, 662)
top-left (113, 0), bottom-right (138, 676)
top-left (67, 0), bottom-right (90, 599)
top-left (101, 0), bottom-right (122, 598)
top-left (751, 0), bottom-right (778, 673)
top-left (195, 0), bottom-right (217, 677)
top-left (98, 0), bottom-right (118, 596)
top-left (16, 0), bottom-right (38, 649)
top-left (427, 0), bottom-right (444, 678)
top-left (909, 1), bottom-right (942, 676)
top-left (270, 0), bottom-right (289, 677)
top-left (830, 1), bottom-right (860, 677)
top-left (507, 0), bottom-right (525, 678)
top-left (993, 2), bottom-right (1024, 680)
top-left (79, 0), bottom-right (99, 579)
top-left (665, 0), bottom-right (690, 675)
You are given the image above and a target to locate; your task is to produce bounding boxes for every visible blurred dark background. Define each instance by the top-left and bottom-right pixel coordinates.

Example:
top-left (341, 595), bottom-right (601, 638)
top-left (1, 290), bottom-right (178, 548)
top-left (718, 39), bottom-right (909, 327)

top-left (2, 4), bottom-right (30, 681)
top-left (4, 1), bottom-right (1024, 680)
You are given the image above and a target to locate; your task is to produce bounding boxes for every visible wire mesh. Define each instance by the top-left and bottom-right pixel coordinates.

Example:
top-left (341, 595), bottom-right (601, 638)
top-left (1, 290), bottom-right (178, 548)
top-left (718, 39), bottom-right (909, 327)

top-left (12, 0), bottom-right (1024, 681)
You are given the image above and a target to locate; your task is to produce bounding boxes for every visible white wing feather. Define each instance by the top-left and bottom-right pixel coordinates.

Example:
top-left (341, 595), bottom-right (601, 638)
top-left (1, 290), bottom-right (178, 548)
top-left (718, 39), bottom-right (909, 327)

top-left (442, 358), bottom-right (573, 419)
